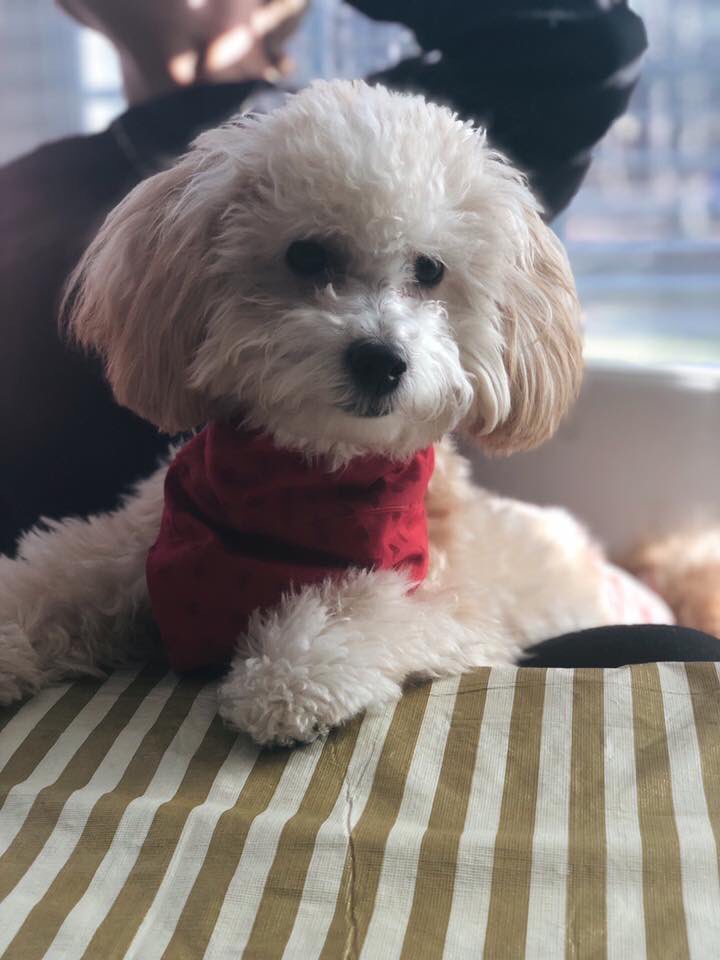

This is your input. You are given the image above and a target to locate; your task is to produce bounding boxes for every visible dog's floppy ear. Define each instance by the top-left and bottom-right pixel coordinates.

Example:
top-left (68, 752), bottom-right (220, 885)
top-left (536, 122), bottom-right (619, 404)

top-left (64, 139), bottom-right (237, 433)
top-left (463, 185), bottom-right (584, 456)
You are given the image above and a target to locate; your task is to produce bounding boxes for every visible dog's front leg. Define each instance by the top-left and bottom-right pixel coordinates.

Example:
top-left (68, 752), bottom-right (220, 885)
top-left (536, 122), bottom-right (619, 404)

top-left (217, 567), bottom-right (506, 746)
top-left (0, 466), bottom-right (166, 703)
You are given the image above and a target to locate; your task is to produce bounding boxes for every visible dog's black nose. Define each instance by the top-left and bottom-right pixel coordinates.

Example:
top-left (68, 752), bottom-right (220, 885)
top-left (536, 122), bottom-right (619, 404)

top-left (344, 340), bottom-right (407, 397)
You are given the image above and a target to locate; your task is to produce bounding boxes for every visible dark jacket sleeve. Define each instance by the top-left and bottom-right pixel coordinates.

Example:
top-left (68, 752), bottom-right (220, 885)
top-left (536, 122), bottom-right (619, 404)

top-left (0, 83), bottom-right (257, 554)
top-left (350, 0), bottom-right (647, 219)
top-left (0, 133), bottom-right (165, 555)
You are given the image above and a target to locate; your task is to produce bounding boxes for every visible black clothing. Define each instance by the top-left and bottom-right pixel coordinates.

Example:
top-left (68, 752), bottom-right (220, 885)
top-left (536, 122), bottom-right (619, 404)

top-left (0, 83), bottom-right (263, 555)
top-left (358, 0), bottom-right (647, 216)
top-left (521, 625), bottom-right (720, 667)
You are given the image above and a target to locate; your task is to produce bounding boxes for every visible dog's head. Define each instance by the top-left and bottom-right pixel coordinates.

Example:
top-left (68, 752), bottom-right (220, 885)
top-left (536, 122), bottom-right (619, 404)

top-left (67, 79), bottom-right (582, 462)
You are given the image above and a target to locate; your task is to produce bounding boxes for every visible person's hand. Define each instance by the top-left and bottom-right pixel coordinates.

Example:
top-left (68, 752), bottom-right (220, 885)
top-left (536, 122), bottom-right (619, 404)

top-left (56, 0), bottom-right (308, 104)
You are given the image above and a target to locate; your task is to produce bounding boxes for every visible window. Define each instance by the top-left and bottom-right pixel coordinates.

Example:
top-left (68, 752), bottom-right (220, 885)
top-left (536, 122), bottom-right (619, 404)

top-left (0, 0), bottom-right (123, 163)
top-left (560, 0), bottom-right (720, 368)
top-left (3, 0), bottom-right (717, 367)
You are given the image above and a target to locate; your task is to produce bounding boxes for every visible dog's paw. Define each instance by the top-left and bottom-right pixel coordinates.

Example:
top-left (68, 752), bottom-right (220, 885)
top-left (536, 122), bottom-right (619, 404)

top-left (0, 621), bottom-right (44, 706)
top-left (217, 653), bottom-right (400, 747)
top-left (216, 579), bottom-right (410, 746)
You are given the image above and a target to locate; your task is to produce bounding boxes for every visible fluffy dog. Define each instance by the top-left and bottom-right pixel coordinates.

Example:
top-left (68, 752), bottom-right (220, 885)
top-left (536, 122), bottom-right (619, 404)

top-left (0, 80), bottom-right (670, 745)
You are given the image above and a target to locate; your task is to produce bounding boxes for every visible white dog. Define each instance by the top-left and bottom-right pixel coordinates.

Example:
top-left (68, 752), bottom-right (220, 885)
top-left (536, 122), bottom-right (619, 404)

top-left (0, 80), bottom-right (669, 745)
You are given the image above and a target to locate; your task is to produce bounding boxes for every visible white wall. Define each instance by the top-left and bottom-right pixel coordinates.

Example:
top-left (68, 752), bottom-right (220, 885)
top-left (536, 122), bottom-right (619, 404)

top-left (465, 363), bottom-right (720, 556)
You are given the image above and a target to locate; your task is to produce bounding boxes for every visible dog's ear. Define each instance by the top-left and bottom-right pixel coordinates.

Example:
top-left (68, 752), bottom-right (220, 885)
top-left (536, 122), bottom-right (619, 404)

top-left (64, 138), bottom-right (238, 433)
top-left (462, 183), bottom-right (584, 456)
top-left (484, 209), bottom-right (583, 454)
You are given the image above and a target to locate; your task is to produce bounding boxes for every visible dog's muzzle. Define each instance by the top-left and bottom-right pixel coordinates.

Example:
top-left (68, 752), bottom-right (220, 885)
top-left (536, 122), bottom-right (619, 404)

top-left (343, 339), bottom-right (407, 418)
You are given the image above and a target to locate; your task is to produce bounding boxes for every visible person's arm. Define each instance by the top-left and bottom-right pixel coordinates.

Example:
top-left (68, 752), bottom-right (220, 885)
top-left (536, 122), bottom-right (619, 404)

top-left (350, 0), bottom-right (647, 219)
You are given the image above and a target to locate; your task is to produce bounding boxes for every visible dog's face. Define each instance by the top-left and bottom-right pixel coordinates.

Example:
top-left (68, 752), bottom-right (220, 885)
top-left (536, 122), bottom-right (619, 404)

top-left (68, 80), bottom-right (582, 462)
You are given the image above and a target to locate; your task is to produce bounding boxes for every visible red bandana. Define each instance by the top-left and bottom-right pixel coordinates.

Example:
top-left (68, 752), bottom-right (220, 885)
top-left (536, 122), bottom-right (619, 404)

top-left (147, 421), bottom-right (434, 672)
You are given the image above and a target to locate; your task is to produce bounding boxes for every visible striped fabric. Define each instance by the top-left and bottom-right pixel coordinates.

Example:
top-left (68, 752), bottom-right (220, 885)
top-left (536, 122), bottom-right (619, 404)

top-left (1, 663), bottom-right (719, 959)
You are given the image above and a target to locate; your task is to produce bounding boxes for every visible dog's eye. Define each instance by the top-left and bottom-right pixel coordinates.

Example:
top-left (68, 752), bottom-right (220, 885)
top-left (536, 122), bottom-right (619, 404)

top-left (414, 255), bottom-right (445, 288)
top-left (286, 240), bottom-right (329, 277)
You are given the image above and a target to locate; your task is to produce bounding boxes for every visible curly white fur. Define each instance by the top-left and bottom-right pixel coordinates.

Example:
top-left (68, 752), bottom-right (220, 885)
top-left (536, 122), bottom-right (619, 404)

top-left (0, 80), bottom-right (612, 746)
